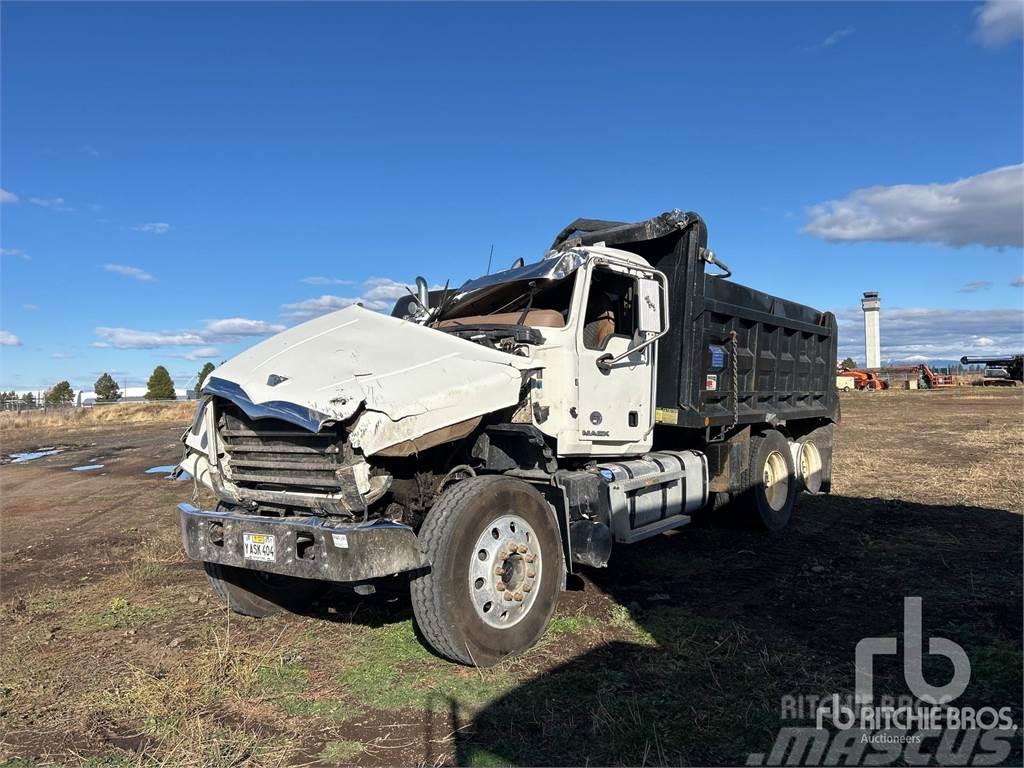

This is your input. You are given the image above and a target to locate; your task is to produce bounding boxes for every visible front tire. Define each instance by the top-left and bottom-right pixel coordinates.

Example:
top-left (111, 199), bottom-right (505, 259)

top-left (204, 561), bottom-right (324, 618)
top-left (411, 475), bottom-right (563, 666)
top-left (203, 503), bottom-right (325, 617)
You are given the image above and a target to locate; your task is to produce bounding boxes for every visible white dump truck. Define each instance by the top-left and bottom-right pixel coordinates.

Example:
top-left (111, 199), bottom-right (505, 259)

top-left (176, 211), bottom-right (839, 665)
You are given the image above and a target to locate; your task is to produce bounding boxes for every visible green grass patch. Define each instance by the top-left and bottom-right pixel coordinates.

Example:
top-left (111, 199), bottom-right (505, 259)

top-left (607, 604), bottom-right (657, 646)
top-left (336, 619), bottom-right (515, 713)
top-left (318, 739), bottom-right (364, 763)
top-left (74, 597), bottom-right (168, 633)
top-left (254, 660), bottom-right (309, 696)
top-left (23, 589), bottom-right (72, 616)
top-left (547, 614), bottom-right (601, 635)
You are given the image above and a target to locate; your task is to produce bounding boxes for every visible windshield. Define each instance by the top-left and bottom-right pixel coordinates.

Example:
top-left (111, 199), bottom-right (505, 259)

top-left (435, 249), bottom-right (587, 323)
top-left (439, 274), bottom-right (577, 324)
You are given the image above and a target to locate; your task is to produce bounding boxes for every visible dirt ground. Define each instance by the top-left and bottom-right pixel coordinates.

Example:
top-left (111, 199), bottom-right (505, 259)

top-left (1, 390), bottom-right (1021, 767)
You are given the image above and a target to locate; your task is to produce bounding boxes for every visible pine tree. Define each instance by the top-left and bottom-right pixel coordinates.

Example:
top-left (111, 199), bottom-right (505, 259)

top-left (22, 392), bottom-right (36, 407)
top-left (94, 372), bottom-right (122, 402)
top-left (195, 362), bottom-right (216, 398)
top-left (146, 366), bottom-right (176, 400)
top-left (840, 357), bottom-right (857, 370)
top-left (45, 381), bottom-right (75, 406)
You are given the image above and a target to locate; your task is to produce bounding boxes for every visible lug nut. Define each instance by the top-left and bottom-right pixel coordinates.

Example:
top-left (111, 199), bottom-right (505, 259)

top-left (513, 591), bottom-right (524, 601)
top-left (526, 569), bottom-right (536, 578)
top-left (518, 544), bottom-right (528, 553)
top-left (504, 591), bottom-right (514, 601)
top-left (494, 566), bottom-right (503, 575)
top-left (495, 581), bottom-right (506, 591)
top-left (523, 584), bottom-right (532, 593)
top-left (525, 554), bottom-right (536, 563)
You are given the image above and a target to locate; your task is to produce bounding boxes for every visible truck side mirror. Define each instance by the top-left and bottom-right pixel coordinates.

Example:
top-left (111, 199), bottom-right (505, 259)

top-left (636, 278), bottom-right (663, 335)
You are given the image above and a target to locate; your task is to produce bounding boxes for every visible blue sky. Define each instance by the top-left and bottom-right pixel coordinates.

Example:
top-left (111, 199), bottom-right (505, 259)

top-left (2, 1), bottom-right (1022, 393)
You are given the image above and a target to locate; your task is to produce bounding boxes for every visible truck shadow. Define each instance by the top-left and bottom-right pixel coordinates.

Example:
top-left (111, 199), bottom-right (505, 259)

top-left (446, 494), bottom-right (1022, 766)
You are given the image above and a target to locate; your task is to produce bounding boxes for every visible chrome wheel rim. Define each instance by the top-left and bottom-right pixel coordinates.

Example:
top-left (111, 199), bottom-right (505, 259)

top-left (468, 514), bottom-right (541, 628)
top-left (763, 450), bottom-right (789, 512)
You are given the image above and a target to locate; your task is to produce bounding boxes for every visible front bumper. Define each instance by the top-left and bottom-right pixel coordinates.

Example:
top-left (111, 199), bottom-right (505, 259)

top-left (177, 504), bottom-right (428, 582)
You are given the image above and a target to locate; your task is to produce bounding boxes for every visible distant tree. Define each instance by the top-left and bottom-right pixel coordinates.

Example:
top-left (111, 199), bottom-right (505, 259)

top-left (195, 362), bottom-right (216, 398)
top-left (94, 372), bottom-right (122, 402)
top-left (21, 392), bottom-right (36, 407)
top-left (840, 357), bottom-right (857, 370)
top-left (146, 366), bottom-right (176, 400)
top-left (44, 381), bottom-right (75, 406)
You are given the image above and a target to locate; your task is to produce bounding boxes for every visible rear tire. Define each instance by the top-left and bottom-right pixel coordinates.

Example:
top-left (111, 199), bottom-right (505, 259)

top-left (737, 429), bottom-right (797, 532)
top-left (204, 561), bottom-right (324, 618)
top-left (797, 424), bottom-right (833, 495)
top-left (410, 475), bottom-right (563, 666)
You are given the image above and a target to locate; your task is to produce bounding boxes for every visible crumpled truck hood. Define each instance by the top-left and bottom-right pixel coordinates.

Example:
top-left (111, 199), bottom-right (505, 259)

top-left (204, 305), bottom-right (541, 456)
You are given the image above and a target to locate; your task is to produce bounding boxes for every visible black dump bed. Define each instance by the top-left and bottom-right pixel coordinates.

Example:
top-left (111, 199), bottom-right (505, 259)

top-left (551, 211), bottom-right (839, 430)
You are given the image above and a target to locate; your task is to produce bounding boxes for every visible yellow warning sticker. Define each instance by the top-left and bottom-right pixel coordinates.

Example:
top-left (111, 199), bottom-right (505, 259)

top-left (655, 407), bottom-right (678, 425)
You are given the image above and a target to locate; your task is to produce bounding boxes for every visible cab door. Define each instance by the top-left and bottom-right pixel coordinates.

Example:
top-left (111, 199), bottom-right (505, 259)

top-left (575, 263), bottom-right (659, 451)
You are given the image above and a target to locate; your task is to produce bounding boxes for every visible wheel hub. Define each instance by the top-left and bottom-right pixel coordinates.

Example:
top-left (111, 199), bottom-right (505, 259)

top-left (468, 514), bottom-right (542, 628)
top-left (763, 450), bottom-right (789, 512)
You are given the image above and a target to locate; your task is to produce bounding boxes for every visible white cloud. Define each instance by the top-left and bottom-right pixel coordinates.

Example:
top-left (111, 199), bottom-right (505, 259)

top-left (1012, 274), bottom-right (1024, 287)
top-left (0, 330), bottom-right (22, 346)
top-left (282, 276), bottom-right (429, 320)
top-left (0, 248), bottom-right (30, 260)
top-left (812, 26), bottom-right (855, 50)
top-left (202, 318), bottom-right (285, 339)
top-left (804, 164), bottom-right (1024, 248)
top-left (103, 263), bottom-right (155, 282)
top-left (93, 317), bottom-right (283, 350)
top-left (957, 280), bottom-right (993, 293)
top-left (50, 351), bottom-right (75, 359)
top-left (133, 222), bottom-right (172, 235)
top-left (362, 277), bottom-right (419, 302)
top-left (974, 0), bottom-right (1024, 46)
top-left (835, 306), bottom-right (1024, 361)
top-left (301, 276), bottom-right (355, 286)
top-left (22, 304), bottom-right (39, 311)
top-left (169, 346), bottom-right (222, 362)
top-left (0, 188), bottom-right (18, 204)
top-left (30, 196), bottom-right (72, 211)
top-left (282, 295), bottom-right (365, 320)
top-left (94, 327), bottom-right (206, 349)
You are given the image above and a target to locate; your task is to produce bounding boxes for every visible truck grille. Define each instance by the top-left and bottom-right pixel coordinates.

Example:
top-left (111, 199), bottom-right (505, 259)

top-left (217, 403), bottom-right (343, 493)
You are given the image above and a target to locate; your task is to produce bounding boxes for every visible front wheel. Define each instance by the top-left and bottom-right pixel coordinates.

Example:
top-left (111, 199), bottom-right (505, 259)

top-left (204, 561), bottom-right (324, 618)
top-left (411, 475), bottom-right (563, 666)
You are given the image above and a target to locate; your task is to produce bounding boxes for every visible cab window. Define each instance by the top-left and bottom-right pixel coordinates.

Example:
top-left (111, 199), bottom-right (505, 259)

top-left (583, 269), bottom-right (637, 350)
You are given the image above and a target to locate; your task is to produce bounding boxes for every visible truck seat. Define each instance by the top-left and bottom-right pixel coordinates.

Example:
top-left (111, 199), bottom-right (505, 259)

top-left (435, 310), bottom-right (565, 329)
top-left (583, 292), bottom-right (616, 350)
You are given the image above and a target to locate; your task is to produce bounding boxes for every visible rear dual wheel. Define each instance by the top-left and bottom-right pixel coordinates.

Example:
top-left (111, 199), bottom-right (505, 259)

top-left (738, 429), bottom-right (798, 532)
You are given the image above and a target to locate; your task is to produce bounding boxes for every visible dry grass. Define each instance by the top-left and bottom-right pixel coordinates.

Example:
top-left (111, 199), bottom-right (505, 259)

top-left (0, 402), bottom-right (194, 445)
top-left (833, 388), bottom-right (1024, 512)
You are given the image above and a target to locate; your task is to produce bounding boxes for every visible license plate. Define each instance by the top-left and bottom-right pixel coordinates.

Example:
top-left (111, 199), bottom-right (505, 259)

top-left (243, 532), bottom-right (276, 562)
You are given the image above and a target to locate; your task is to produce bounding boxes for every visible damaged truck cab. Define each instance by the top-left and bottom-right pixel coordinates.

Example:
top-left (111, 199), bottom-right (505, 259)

top-left (177, 210), bottom-right (839, 665)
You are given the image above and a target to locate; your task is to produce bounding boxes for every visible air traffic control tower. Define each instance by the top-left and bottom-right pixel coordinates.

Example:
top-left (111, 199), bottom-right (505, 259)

top-left (862, 291), bottom-right (881, 369)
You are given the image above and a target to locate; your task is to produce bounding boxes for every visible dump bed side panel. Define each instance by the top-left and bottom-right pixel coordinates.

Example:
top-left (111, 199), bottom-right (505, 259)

top-left (691, 277), bottom-right (838, 429)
